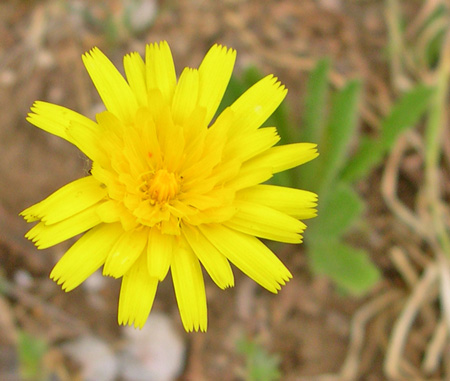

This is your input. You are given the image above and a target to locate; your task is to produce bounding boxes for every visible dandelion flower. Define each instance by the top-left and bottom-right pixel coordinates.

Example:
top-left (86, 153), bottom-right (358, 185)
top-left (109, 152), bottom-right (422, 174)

top-left (21, 42), bottom-right (318, 332)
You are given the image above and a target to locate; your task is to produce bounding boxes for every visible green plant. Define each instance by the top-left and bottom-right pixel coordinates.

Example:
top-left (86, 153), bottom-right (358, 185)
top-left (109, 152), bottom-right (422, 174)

top-left (18, 330), bottom-right (47, 380)
top-left (300, 59), bottom-right (433, 295)
top-left (236, 336), bottom-right (281, 381)
top-left (220, 61), bottom-right (433, 295)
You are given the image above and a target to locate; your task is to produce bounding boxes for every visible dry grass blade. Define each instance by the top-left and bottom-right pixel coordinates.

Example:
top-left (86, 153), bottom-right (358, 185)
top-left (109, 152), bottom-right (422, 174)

top-left (384, 262), bottom-right (439, 380)
top-left (389, 246), bottom-right (420, 287)
top-left (422, 318), bottom-right (448, 375)
top-left (381, 133), bottom-right (431, 240)
top-left (338, 290), bottom-right (403, 381)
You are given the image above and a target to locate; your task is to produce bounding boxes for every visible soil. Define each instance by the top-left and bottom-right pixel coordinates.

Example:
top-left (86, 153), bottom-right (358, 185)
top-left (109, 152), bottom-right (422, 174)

top-left (0, 1), bottom-right (443, 380)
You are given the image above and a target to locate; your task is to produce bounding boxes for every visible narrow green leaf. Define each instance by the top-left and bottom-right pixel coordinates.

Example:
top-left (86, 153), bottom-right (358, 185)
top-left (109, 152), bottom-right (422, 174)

top-left (341, 84), bottom-right (433, 182)
top-left (301, 58), bottom-right (330, 143)
top-left (242, 65), bottom-right (263, 87)
top-left (269, 101), bottom-right (293, 142)
top-left (415, 3), bottom-right (448, 68)
top-left (380, 84), bottom-right (434, 149)
top-left (340, 137), bottom-right (383, 182)
top-left (316, 80), bottom-right (362, 201)
top-left (307, 182), bottom-right (364, 242)
top-left (309, 241), bottom-right (380, 296)
top-left (296, 59), bottom-right (331, 189)
top-left (269, 169), bottom-right (294, 188)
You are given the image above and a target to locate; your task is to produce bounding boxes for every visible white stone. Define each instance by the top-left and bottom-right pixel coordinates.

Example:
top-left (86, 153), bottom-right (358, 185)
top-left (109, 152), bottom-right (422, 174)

top-left (120, 312), bottom-right (186, 381)
top-left (62, 336), bottom-right (118, 381)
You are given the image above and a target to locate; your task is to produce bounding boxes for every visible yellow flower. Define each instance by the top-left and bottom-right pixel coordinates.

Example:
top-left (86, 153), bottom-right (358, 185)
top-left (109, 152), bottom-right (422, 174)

top-left (21, 42), bottom-right (318, 332)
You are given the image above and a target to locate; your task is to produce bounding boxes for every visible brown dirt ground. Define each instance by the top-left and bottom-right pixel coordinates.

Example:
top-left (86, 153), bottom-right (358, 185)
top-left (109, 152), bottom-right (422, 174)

top-left (0, 1), bottom-right (445, 380)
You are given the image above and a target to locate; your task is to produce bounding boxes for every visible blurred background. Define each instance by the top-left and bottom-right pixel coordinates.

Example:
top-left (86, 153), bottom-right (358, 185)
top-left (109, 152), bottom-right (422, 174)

top-left (1, 0), bottom-right (450, 380)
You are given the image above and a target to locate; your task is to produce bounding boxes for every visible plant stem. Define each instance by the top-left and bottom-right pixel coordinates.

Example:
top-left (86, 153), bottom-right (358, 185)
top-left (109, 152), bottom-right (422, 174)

top-left (424, 29), bottom-right (450, 257)
top-left (385, 0), bottom-right (405, 91)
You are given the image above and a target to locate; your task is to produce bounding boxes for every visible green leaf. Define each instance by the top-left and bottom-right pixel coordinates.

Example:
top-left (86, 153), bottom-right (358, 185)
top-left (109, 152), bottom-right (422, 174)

top-left (414, 3), bottom-right (448, 68)
top-left (269, 100), bottom-right (293, 143)
top-left (341, 84), bottom-right (433, 182)
top-left (380, 84), bottom-right (434, 149)
top-left (296, 59), bottom-right (330, 189)
top-left (309, 241), bottom-right (380, 296)
top-left (340, 137), bottom-right (383, 182)
top-left (237, 337), bottom-right (281, 381)
top-left (307, 182), bottom-right (364, 242)
top-left (301, 58), bottom-right (330, 143)
top-left (242, 65), bottom-right (264, 87)
top-left (18, 331), bottom-right (47, 380)
top-left (315, 80), bottom-right (362, 200)
top-left (268, 168), bottom-right (294, 188)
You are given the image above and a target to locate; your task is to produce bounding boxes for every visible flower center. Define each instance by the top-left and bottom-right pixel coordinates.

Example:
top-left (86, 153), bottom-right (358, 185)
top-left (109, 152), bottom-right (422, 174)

top-left (139, 169), bottom-right (180, 204)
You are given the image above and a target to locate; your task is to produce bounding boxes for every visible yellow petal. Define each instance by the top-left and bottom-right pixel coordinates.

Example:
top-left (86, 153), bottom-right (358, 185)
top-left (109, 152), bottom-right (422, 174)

top-left (21, 176), bottom-right (107, 224)
top-left (199, 224), bottom-right (292, 293)
top-left (224, 127), bottom-right (280, 163)
top-left (224, 201), bottom-right (305, 244)
top-left (135, 108), bottom-right (163, 168)
top-left (118, 253), bottom-right (158, 328)
top-left (198, 44), bottom-right (236, 124)
top-left (181, 106), bottom-right (208, 163)
top-left (237, 185), bottom-right (318, 219)
top-left (124, 52), bottom-right (147, 107)
top-left (229, 75), bottom-right (287, 133)
top-left (50, 223), bottom-right (123, 291)
top-left (66, 119), bottom-right (107, 163)
top-left (183, 224), bottom-right (234, 289)
top-left (205, 159), bottom-right (241, 187)
top-left (25, 204), bottom-right (102, 249)
top-left (146, 88), bottom-right (166, 121)
top-left (27, 101), bottom-right (97, 144)
top-left (91, 162), bottom-right (125, 200)
top-left (225, 165), bottom-right (273, 191)
top-left (181, 187), bottom-right (233, 211)
top-left (103, 228), bottom-right (148, 278)
top-left (181, 108), bottom-right (233, 178)
top-left (171, 68), bottom-right (199, 126)
top-left (96, 200), bottom-right (122, 223)
top-left (122, 121), bottom-right (149, 176)
top-left (147, 228), bottom-right (174, 281)
top-left (96, 111), bottom-right (124, 143)
top-left (206, 106), bottom-right (233, 137)
top-left (146, 41), bottom-right (176, 104)
top-left (155, 105), bottom-right (185, 173)
top-left (82, 47), bottom-right (138, 123)
top-left (185, 205), bottom-right (236, 226)
top-left (246, 143), bottom-right (319, 173)
top-left (171, 239), bottom-right (207, 332)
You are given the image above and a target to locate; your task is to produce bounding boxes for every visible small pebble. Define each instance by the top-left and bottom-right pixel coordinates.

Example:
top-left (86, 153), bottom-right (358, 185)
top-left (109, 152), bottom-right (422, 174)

top-left (62, 336), bottom-right (118, 381)
top-left (120, 312), bottom-right (185, 381)
top-left (124, 0), bottom-right (158, 34)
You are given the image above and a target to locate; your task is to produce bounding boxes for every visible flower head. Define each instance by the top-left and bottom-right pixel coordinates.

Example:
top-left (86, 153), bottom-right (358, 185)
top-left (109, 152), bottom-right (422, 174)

top-left (21, 42), bottom-right (318, 332)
